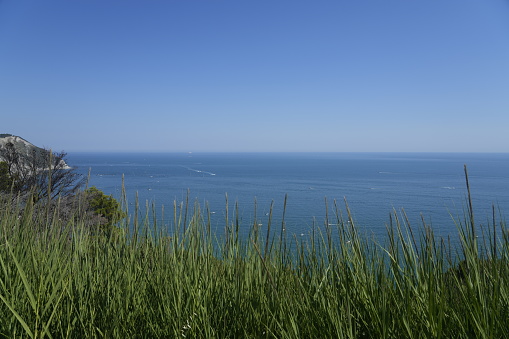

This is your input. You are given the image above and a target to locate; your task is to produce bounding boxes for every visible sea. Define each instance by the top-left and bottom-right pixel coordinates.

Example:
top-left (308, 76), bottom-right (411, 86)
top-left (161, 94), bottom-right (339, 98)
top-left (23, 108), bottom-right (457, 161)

top-left (67, 152), bottom-right (509, 242)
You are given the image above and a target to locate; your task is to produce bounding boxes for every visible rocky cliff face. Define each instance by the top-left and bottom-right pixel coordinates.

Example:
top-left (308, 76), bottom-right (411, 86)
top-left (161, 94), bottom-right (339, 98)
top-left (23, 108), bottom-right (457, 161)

top-left (0, 134), bottom-right (39, 158)
top-left (0, 134), bottom-right (69, 168)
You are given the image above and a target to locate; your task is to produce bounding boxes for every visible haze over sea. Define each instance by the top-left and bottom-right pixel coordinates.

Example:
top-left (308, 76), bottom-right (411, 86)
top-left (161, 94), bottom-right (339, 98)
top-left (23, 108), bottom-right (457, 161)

top-left (69, 152), bottom-right (509, 240)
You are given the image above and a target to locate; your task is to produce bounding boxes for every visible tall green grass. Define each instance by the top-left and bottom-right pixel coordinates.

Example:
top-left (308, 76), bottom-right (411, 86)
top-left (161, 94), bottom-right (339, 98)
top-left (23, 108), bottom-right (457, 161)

top-left (0, 171), bottom-right (508, 338)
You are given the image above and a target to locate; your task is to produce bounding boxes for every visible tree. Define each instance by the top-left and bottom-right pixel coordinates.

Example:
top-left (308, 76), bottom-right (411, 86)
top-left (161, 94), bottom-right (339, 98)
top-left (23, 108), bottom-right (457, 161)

top-left (24, 186), bottom-right (126, 234)
top-left (0, 142), bottom-right (125, 235)
top-left (84, 186), bottom-right (126, 230)
top-left (0, 161), bottom-right (14, 192)
top-left (0, 142), bottom-right (85, 202)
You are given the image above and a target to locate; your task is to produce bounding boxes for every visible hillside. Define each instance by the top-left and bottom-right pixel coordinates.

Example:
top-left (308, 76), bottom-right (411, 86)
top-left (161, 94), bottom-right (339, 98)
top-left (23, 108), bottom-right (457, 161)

top-left (0, 134), bottom-right (69, 168)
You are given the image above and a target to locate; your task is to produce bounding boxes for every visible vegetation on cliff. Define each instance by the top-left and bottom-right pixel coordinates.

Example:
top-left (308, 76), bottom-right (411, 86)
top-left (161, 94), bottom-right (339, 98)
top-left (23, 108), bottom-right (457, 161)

top-left (0, 135), bottom-right (124, 233)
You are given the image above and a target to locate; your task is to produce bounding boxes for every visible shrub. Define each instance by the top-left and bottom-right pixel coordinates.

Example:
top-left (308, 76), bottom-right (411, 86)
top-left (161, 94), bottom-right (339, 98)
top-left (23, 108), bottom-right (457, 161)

top-left (84, 186), bottom-right (126, 233)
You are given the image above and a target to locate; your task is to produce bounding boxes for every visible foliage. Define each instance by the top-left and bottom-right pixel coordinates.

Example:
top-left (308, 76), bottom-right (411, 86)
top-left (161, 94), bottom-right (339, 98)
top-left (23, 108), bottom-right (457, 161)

top-left (0, 161), bottom-right (14, 192)
top-left (0, 142), bottom-right (84, 202)
top-left (0, 184), bottom-right (508, 338)
top-left (0, 142), bottom-right (123, 235)
top-left (84, 186), bottom-right (126, 233)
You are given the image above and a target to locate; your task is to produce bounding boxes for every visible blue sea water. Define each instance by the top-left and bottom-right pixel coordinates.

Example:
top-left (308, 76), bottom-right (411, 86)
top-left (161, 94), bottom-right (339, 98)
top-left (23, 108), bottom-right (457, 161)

top-left (68, 152), bottom-right (509, 240)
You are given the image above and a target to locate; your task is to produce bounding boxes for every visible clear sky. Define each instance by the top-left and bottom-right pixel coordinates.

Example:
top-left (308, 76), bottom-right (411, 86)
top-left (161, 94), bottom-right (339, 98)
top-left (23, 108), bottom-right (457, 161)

top-left (1, 0), bottom-right (508, 152)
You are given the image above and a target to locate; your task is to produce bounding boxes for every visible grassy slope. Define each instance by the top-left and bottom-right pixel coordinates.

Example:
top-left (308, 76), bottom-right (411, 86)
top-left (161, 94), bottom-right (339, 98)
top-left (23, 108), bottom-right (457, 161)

top-left (0, 190), bottom-right (508, 338)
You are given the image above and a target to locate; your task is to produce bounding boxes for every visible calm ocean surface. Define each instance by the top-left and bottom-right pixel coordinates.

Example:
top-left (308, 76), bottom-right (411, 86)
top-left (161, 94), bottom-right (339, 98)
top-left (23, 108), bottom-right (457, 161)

top-left (68, 152), bottom-right (509, 240)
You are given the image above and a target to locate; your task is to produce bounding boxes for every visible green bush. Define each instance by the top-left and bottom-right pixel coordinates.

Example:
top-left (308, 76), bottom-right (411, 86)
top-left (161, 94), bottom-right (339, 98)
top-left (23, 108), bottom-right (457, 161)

top-left (0, 161), bottom-right (14, 192)
top-left (84, 186), bottom-right (126, 233)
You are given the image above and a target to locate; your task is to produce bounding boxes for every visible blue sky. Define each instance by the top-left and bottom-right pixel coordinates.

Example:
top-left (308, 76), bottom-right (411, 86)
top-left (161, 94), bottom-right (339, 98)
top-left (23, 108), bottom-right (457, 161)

top-left (1, 0), bottom-right (508, 152)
